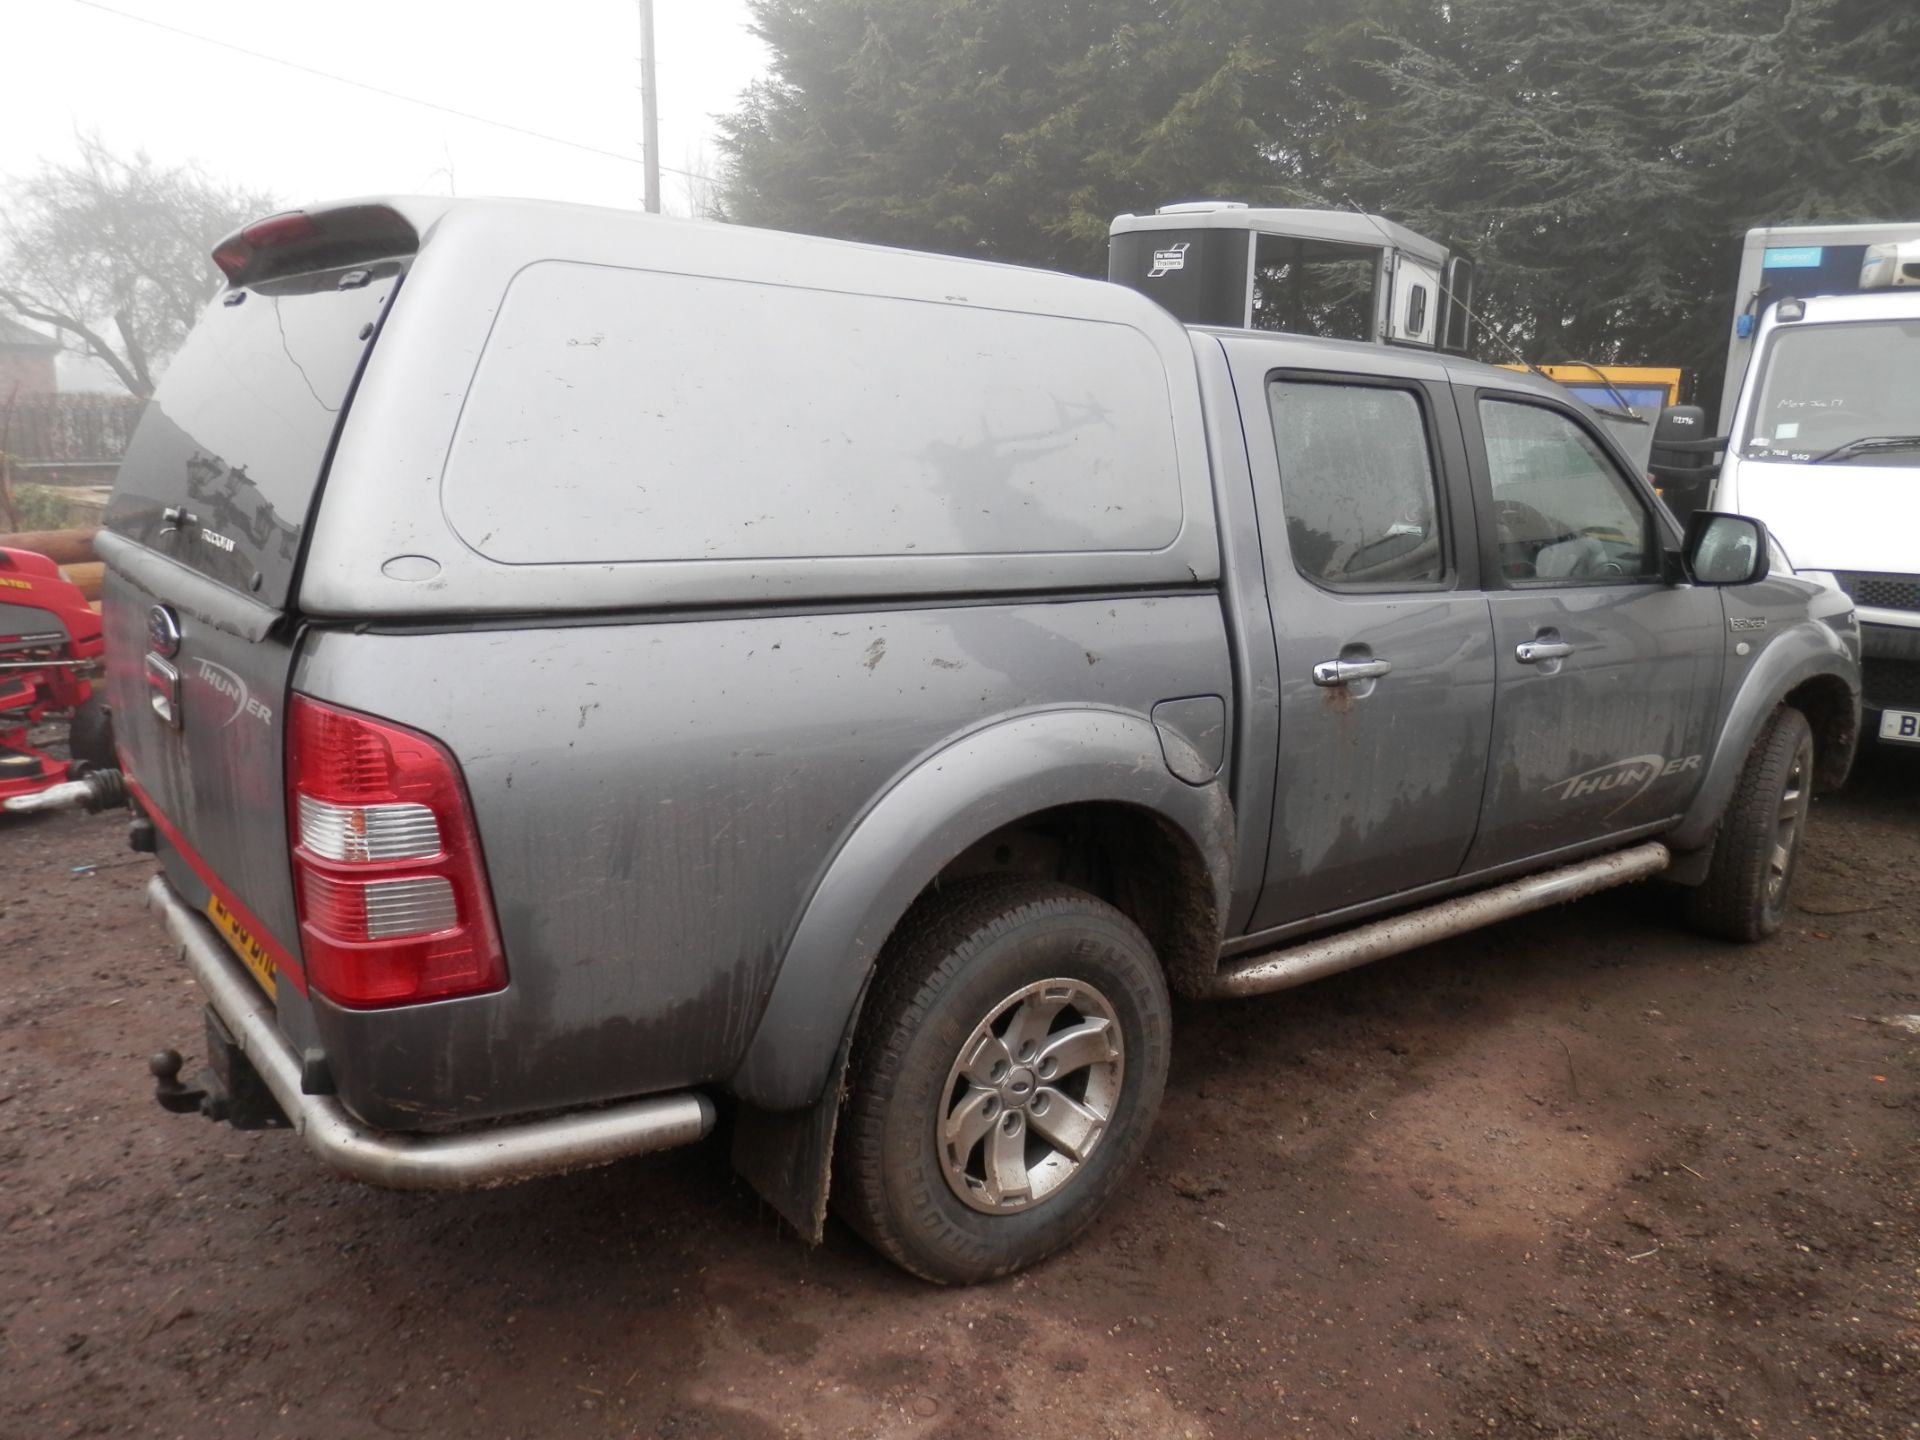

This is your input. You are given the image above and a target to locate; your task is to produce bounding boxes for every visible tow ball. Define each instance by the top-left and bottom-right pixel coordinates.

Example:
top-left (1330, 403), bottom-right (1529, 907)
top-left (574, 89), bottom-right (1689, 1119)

top-left (149, 1008), bottom-right (289, 1131)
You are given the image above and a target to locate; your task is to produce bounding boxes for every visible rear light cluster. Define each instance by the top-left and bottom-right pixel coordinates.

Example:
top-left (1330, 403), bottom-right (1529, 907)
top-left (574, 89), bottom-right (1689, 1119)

top-left (288, 696), bottom-right (506, 1008)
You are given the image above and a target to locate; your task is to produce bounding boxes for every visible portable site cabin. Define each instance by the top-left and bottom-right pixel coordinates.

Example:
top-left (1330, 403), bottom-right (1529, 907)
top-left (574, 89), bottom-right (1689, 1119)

top-left (1108, 203), bottom-right (1683, 468)
top-left (1108, 203), bottom-right (1477, 355)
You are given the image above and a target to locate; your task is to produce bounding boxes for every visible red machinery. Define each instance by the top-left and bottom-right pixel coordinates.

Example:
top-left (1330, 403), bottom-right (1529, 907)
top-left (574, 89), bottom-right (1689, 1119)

top-left (0, 545), bottom-right (114, 808)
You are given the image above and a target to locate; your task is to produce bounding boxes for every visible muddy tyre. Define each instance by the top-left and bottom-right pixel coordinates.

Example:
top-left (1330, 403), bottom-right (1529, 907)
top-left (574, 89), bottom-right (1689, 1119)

top-left (1686, 706), bottom-right (1815, 943)
top-left (67, 697), bottom-right (116, 773)
top-left (833, 880), bottom-right (1171, 1284)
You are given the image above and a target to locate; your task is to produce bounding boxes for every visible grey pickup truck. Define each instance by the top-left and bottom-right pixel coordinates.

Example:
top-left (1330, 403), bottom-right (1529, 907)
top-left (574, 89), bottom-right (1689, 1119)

top-left (89, 198), bottom-right (1859, 1284)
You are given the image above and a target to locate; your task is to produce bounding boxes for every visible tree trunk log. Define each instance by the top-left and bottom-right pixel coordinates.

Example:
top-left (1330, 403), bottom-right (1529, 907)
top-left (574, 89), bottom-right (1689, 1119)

top-left (0, 527), bottom-right (99, 566)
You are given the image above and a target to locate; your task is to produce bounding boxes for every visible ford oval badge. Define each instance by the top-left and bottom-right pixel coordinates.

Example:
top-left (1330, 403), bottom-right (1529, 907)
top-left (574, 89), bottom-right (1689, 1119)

top-left (147, 604), bottom-right (182, 658)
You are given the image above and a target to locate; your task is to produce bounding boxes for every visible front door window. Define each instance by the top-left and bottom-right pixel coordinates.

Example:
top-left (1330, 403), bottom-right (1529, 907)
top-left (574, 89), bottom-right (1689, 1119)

top-left (1480, 399), bottom-right (1655, 583)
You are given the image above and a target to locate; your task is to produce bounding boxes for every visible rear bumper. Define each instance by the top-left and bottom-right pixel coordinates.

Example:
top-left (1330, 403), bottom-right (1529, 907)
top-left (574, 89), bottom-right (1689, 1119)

top-left (145, 873), bottom-right (717, 1191)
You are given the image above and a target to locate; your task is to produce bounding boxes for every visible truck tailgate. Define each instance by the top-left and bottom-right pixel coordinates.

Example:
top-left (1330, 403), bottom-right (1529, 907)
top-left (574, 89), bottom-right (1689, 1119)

top-left (99, 258), bottom-right (402, 996)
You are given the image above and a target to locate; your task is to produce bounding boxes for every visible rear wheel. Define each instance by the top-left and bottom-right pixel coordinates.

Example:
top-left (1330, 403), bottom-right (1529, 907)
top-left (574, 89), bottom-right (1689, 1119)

top-left (834, 880), bottom-right (1170, 1284)
top-left (1687, 706), bottom-right (1816, 942)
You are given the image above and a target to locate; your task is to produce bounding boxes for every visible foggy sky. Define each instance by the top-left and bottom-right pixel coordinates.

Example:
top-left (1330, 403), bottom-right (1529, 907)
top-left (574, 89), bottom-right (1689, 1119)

top-left (4, 0), bottom-right (770, 387)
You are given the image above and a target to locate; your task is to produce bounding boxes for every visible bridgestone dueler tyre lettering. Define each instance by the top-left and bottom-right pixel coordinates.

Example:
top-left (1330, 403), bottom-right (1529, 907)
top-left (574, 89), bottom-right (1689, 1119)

top-left (833, 879), bottom-right (1171, 1285)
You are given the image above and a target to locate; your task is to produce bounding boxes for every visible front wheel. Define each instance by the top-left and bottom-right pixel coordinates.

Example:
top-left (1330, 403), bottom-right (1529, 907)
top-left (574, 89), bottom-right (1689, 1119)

top-left (833, 880), bottom-right (1171, 1284)
top-left (1686, 706), bottom-right (1816, 942)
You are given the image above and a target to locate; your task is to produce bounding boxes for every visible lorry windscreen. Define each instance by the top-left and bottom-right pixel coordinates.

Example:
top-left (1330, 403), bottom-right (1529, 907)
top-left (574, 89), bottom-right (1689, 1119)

top-left (1743, 318), bottom-right (1920, 465)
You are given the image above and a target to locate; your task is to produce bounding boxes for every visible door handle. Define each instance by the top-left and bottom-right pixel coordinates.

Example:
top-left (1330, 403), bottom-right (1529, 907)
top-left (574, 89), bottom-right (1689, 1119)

top-left (1515, 640), bottom-right (1574, 665)
top-left (1313, 658), bottom-right (1393, 688)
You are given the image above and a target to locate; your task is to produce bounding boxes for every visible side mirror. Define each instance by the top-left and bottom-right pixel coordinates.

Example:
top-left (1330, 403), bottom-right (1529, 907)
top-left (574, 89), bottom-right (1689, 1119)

top-left (1648, 404), bottom-right (1722, 485)
top-left (1653, 403), bottom-right (1707, 445)
top-left (1684, 511), bottom-right (1770, 586)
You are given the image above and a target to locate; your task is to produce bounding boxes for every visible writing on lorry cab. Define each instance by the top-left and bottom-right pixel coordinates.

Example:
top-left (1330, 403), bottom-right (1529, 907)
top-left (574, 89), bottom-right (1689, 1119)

top-left (28, 196), bottom-right (1860, 1283)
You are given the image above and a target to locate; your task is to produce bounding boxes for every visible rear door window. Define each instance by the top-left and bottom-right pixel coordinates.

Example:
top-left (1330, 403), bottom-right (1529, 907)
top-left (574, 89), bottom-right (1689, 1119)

top-left (1266, 379), bottom-right (1447, 589)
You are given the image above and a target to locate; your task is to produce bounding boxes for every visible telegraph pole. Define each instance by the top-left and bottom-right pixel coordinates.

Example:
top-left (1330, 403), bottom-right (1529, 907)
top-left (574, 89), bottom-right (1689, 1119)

top-left (638, 0), bottom-right (661, 213)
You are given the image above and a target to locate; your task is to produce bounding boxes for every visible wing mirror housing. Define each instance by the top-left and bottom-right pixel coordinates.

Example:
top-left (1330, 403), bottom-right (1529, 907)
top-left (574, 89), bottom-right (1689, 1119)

top-left (1683, 511), bottom-right (1770, 587)
top-left (1649, 404), bottom-right (1725, 525)
top-left (1648, 404), bottom-right (1724, 484)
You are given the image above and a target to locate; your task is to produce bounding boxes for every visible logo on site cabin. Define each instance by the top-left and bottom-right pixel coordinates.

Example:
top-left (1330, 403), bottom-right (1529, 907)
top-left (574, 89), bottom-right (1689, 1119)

top-left (200, 528), bottom-right (237, 553)
top-left (193, 658), bottom-right (273, 728)
top-left (1545, 753), bottom-right (1702, 816)
top-left (1148, 243), bottom-right (1191, 279)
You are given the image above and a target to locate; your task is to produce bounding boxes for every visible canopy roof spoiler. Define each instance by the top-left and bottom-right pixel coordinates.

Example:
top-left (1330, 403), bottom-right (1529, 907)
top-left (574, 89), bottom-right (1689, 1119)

top-left (211, 198), bottom-right (452, 288)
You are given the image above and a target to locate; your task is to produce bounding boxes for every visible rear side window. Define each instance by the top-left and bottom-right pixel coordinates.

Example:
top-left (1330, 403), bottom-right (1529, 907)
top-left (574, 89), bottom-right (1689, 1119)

top-left (442, 262), bottom-right (1185, 565)
top-left (1478, 398), bottom-right (1654, 582)
top-left (1266, 380), bottom-right (1445, 589)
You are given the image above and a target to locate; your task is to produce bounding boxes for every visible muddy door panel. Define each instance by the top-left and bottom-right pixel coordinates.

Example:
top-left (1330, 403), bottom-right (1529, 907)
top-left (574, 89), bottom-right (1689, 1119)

top-left (1462, 391), bottom-right (1724, 868)
top-left (1257, 593), bottom-right (1496, 926)
top-left (1224, 344), bottom-right (1496, 930)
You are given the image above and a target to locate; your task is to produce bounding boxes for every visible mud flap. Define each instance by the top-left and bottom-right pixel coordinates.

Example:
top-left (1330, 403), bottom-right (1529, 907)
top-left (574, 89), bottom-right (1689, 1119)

top-left (1664, 842), bottom-right (1716, 887)
top-left (729, 1000), bottom-right (863, 1244)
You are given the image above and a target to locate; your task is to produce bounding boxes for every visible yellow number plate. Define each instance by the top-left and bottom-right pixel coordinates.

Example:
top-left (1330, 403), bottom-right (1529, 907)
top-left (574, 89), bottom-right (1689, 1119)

top-left (206, 894), bottom-right (278, 998)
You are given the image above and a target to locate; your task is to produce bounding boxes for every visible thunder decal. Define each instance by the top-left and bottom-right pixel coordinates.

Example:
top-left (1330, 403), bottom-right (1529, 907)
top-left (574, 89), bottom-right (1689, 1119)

top-left (193, 658), bottom-right (274, 727)
top-left (1545, 753), bottom-right (1703, 817)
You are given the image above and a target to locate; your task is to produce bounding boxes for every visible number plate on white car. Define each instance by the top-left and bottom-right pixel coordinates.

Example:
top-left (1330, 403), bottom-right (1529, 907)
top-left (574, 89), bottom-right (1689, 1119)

top-left (1881, 709), bottom-right (1920, 745)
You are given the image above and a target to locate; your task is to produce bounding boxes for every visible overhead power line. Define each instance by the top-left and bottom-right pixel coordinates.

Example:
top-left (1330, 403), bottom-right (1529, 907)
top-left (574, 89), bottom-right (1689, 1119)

top-left (63, 0), bottom-right (708, 184)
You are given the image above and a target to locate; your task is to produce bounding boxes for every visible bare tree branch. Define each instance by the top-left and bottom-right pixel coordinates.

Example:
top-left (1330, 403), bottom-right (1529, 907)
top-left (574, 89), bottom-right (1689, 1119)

top-left (0, 133), bottom-right (274, 397)
top-left (0, 287), bottom-right (149, 398)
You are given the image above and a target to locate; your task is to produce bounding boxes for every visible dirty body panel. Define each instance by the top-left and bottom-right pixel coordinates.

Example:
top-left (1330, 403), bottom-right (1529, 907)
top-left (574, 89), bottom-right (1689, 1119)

top-left (293, 595), bottom-right (1232, 1129)
top-left (298, 201), bottom-right (1219, 620)
top-left (1216, 336), bottom-right (1498, 930)
top-left (1453, 387), bottom-right (1724, 869)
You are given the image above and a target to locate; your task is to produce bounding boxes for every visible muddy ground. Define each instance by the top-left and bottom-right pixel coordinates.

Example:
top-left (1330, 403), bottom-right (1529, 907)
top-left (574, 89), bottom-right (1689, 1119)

top-left (2, 752), bottom-right (1916, 1440)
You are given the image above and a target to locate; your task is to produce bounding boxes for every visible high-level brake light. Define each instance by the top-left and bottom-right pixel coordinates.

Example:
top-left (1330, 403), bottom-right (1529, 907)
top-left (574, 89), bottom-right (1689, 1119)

top-left (212, 211), bottom-right (322, 282)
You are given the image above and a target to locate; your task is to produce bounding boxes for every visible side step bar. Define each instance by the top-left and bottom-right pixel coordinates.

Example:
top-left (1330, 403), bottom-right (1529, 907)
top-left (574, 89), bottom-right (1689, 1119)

top-left (1205, 842), bottom-right (1672, 999)
top-left (146, 875), bottom-right (716, 1191)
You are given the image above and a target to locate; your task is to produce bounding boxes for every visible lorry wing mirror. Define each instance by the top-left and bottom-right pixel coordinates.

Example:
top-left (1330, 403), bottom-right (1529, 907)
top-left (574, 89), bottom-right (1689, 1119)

top-left (1650, 405), bottom-right (1723, 469)
top-left (1649, 404), bottom-right (1723, 523)
top-left (1683, 512), bottom-right (1770, 586)
top-left (1653, 404), bottom-right (1706, 447)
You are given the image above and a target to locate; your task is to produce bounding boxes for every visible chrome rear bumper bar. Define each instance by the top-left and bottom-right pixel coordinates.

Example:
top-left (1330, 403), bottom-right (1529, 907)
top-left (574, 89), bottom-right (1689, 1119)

top-left (146, 874), bottom-right (716, 1191)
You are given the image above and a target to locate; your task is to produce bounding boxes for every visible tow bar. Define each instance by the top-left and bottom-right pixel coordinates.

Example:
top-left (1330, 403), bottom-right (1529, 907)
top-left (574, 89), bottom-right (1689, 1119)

top-left (150, 1008), bottom-right (290, 1132)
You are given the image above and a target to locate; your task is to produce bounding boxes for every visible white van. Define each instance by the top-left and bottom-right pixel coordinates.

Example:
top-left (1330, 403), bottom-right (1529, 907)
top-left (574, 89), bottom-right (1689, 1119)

top-left (1710, 226), bottom-right (1920, 749)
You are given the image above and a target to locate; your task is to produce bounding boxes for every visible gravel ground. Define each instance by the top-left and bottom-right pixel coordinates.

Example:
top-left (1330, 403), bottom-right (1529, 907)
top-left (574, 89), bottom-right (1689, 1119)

top-left (2, 749), bottom-right (1916, 1439)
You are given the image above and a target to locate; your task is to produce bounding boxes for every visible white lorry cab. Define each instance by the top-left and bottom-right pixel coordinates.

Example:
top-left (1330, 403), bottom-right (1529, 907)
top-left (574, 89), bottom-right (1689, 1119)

top-left (1695, 225), bottom-right (1920, 750)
